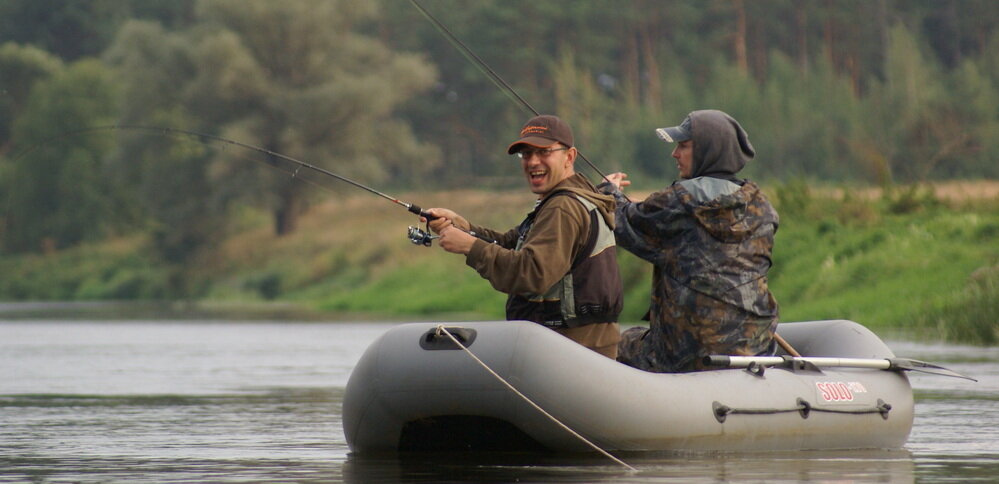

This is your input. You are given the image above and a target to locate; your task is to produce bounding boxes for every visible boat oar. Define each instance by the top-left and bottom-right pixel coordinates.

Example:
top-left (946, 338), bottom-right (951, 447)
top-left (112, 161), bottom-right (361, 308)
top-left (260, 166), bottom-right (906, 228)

top-left (773, 333), bottom-right (801, 357)
top-left (705, 355), bottom-right (977, 381)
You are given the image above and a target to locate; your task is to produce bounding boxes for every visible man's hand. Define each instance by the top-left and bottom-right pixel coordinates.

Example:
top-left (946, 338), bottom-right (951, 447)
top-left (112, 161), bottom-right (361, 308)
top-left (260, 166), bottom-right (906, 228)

top-left (604, 172), bottom-right (631, 191)
top-left (438, 225), bottom-right (477, 254)
top-left (421, 208), bottom-right (470, 234)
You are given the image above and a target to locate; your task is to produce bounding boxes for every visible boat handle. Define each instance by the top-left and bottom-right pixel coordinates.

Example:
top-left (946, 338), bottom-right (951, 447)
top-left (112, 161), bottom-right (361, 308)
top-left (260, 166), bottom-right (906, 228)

top-left (419, 326), bottom-right (477, 350)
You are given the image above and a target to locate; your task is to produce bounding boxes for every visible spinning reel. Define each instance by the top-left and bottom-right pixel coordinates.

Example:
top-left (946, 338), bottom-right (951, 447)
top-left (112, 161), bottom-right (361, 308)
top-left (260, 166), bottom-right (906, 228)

top-left (407, 223), bottom-right (438, 246)
top-left (407, 216), bottom-right (494, 247)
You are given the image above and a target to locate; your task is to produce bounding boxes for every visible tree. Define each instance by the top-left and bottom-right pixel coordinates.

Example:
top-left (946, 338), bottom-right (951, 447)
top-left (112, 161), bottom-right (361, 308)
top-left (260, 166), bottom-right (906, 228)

top-left (106, 0), bottom-right (439, 237)
top-left (2, 59), bottom-right (122, 253)
top-left (0, 0), bottom-right (130, 61)
top-left (938, 60), bottom-right (998, 178)
top-left (866, 25), bottom-right (948, 183)
top-left (0, 0), bottom-right (197, 61)
top-left (0, 42), bottom-right (63, 154)
top-left (382, 1), bottom-right (999, 186)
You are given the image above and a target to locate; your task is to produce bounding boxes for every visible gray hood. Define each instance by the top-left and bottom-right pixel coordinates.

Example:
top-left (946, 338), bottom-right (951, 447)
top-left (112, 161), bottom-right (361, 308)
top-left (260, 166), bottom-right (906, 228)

top-left (689, 110), bottom-right (755, 181)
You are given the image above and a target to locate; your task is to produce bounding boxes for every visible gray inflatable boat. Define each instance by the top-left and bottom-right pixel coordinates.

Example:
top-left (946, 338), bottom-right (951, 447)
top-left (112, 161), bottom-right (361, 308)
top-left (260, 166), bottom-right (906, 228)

top-left (343, 320), bottom-right (913, 453)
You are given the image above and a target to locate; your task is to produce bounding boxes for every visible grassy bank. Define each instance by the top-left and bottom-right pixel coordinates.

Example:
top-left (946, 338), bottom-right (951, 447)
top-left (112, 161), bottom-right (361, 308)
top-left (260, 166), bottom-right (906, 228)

top-left (2, 182), bottom-right (997, 344)
top-left (768, 182), bottom-right (998, 344)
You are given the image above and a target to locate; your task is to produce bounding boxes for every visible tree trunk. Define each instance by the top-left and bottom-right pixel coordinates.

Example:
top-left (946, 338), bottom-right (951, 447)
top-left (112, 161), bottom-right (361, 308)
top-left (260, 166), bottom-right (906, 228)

top-left (823, 0), bottom-right (839, 71)
top-left (274, 181), bottom-right (301, 236)
top-left (795, 3), bottom-right (809, 73)
top-left (640, 23), bottom-right (661, 108)
top-left (621, 25), bottom-right (641, 106)
top-left (732, 0), bottom-right (749, 75)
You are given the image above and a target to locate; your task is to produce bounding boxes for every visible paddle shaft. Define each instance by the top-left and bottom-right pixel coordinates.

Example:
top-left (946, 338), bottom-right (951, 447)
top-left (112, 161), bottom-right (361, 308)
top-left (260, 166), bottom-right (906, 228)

top-left (710, 355), bottom-right (894, 370)
top-left (774, 333), bottom-right (801, 357)
top-left (705, 354), bottom-right (977, 381)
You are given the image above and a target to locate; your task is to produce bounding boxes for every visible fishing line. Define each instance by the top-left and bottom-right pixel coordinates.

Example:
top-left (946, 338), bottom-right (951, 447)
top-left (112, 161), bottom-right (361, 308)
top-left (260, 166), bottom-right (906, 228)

top-left (108, 125), bottom-right (433, 215)
top-left (408, 0), bottom-right (610, 182)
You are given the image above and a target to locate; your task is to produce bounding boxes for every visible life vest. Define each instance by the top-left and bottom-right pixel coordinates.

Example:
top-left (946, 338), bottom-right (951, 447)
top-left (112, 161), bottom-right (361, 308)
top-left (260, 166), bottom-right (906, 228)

top-left (505, 192), bottom-right (623, 328)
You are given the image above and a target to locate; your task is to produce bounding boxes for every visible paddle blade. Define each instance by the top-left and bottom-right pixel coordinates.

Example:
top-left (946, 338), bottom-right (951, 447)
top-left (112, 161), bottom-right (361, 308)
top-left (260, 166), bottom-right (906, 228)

top-left (888, 358), bottom-right (978, 381)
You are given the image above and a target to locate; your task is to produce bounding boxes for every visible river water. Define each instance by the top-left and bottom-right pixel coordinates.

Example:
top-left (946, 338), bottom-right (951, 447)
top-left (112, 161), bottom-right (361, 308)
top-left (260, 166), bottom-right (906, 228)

top-left (1, 319), bottom-right (996, 483)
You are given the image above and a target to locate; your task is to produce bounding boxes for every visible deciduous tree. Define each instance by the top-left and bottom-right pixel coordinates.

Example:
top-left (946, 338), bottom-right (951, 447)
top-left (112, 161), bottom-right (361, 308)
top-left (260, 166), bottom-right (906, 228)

top-left (2, 59), bottom-right (122, 253)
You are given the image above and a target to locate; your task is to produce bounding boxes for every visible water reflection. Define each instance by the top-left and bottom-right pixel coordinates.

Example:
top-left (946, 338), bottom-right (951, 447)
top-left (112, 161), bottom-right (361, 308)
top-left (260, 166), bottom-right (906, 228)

top-left (342, 449), bottom-right (915, 483)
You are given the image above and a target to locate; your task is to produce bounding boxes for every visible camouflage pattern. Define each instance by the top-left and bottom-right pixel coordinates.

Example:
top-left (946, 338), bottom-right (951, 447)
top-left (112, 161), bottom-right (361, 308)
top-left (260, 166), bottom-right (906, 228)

top-left (610, 179), bottom-right (779, 373)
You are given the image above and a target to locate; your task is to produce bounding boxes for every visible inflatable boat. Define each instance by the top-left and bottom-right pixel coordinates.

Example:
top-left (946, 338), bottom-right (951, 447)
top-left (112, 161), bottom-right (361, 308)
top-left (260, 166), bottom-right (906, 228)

top-left (342, 320), bottom-right (914, 453)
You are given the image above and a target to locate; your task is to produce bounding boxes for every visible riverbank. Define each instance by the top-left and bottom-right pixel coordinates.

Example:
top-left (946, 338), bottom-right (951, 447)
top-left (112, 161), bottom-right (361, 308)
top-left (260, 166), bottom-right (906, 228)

top-left (1, 181), bottom-right (996, 344)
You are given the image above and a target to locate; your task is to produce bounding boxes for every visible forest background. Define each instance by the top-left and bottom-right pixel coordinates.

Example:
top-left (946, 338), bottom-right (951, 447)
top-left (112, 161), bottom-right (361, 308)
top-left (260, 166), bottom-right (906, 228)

top-left (0, 0), bottom-right (996, 344)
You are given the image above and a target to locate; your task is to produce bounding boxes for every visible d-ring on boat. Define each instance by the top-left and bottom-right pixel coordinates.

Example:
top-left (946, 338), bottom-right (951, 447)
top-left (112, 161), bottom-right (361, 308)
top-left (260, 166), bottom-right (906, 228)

top-left (342, 319), bottom-right (918, 453)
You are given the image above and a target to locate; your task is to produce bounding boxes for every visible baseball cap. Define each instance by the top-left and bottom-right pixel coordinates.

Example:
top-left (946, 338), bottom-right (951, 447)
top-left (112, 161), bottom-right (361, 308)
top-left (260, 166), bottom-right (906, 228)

top-left (655, 114), bottom-right (692, 143)
top-left (506, 115), bottom-right (574, 154)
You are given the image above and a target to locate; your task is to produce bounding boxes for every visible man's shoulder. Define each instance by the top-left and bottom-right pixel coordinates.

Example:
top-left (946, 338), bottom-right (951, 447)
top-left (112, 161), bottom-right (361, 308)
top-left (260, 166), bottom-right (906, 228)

top-left (547, 176), bottom-right (615, 210)
top-left (677, 177), bottom-right (741, 202)
top-left (538, 190), bottom-right (591, 216)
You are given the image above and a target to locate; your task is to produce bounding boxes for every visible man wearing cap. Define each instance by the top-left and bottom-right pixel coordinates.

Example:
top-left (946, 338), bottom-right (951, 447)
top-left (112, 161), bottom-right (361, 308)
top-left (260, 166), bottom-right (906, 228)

top-left (599, 109), bottom-right (779, 372)
top-left (423, 115), bottom-right (623, 358)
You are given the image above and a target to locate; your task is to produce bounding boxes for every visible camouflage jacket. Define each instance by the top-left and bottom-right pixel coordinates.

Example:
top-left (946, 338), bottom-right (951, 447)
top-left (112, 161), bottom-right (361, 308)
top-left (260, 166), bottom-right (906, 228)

top-left (606, 177), bottom-right (779, 372)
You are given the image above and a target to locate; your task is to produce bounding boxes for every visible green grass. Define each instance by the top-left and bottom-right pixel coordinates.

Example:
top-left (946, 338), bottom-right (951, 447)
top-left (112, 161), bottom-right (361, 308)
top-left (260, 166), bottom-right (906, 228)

top-left (0, 236), bottom-right (170, 300)
top-left (314, 257), bottom-right (506, 319)
top-left (2, 184), bottom-right (996, 345)
top-left (767, 185), bottom-right (998, 343)
top-left (911, 263), bottom-right (999, 344)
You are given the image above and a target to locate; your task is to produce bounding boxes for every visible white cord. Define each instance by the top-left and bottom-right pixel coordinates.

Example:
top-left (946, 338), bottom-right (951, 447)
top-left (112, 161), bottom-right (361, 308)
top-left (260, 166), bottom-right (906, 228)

top-left (435, 324), bottom-right (637, 472)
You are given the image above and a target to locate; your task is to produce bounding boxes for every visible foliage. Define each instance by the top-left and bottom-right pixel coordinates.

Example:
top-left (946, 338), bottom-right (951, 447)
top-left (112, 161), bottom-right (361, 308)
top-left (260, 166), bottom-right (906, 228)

top-left (2, 59), bottom-right (123, 253)
top-left (768, 185), bottom-right (999, 344)
top-left (0, 236), bottom-right (168, 299)
top-left (0, 0), bottom-right (196, 60)
top-left (2, 186), bottom-right (996, 344)
top-left (376, 1), bottom-right (999, 189)
top-left (0, 42), bottom-right (63, 151)
top-left (914, 264), bottom-right (999, 345)
top-left (105, 0), bottom-right (439, 238)
top-left (1, 1), bottom-right (999, 345)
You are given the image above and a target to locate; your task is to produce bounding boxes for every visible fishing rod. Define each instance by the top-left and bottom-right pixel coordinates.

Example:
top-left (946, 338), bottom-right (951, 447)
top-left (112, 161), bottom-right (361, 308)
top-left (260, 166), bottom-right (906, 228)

top-left (9, 124), bottom-right (486, 247)
top-left (408, 0), bottom-right (610, 182)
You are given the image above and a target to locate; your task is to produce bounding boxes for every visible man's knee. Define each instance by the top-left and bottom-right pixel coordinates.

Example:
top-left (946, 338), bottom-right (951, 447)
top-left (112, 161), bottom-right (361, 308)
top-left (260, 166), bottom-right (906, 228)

top-left (616, 326), bottom-right (648, 365)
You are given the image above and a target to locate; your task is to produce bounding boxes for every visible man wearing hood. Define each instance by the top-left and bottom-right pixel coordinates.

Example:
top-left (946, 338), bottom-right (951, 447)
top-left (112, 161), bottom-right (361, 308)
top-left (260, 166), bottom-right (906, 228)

top-left (424, 115), bottom-right (624, 358)
top-left (600, 110), bottom-right (779, 372)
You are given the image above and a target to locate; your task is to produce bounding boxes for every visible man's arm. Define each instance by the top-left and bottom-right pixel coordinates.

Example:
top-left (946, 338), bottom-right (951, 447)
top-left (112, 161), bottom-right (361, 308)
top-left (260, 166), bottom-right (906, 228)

top-left (602, 186), bottom-right (681, 264)
top-left (465, 197), bottom-right (586, 295)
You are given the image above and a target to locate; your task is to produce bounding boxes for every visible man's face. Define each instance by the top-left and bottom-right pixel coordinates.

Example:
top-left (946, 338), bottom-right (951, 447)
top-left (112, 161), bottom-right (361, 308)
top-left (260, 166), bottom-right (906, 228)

top-left (518, 144), bottom-right (575, 195)
top-left (672, 140), bottom-right (695, 179)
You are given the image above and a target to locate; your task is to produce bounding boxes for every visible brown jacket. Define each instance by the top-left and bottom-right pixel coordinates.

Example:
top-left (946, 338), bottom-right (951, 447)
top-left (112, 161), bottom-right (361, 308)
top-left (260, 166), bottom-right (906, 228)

top-left (465, 173), bottom-right (623, 356)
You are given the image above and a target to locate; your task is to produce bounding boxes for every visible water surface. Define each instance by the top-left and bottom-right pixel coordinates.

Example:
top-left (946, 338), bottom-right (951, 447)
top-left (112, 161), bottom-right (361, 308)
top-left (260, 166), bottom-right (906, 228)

top-left (1, 320), bottom-right (996, 482)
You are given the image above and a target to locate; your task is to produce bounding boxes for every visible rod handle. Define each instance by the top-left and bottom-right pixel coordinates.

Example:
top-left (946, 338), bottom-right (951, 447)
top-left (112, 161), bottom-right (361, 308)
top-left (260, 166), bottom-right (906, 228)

top-left (407, 204), bottom-right (438, 221)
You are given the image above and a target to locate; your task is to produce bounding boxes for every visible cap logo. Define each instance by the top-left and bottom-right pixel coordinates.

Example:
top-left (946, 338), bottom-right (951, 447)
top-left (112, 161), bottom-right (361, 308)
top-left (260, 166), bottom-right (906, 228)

top-left (507, 115), bottom-right (572, 154)
top-left (520, 125), bottom-right (549, 137)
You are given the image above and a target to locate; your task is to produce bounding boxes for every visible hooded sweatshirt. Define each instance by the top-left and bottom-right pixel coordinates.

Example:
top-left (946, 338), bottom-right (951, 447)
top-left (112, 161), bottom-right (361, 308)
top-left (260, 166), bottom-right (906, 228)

top-left (602, 110), bottom-right (779, 372)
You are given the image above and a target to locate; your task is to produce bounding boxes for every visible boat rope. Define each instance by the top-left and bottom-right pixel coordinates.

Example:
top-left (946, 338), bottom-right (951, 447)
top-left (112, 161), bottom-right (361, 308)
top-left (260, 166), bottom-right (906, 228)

top-left (434, 325), bottom-right (637, 472)
top-left (712, 398), bottom-right (892, 423)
